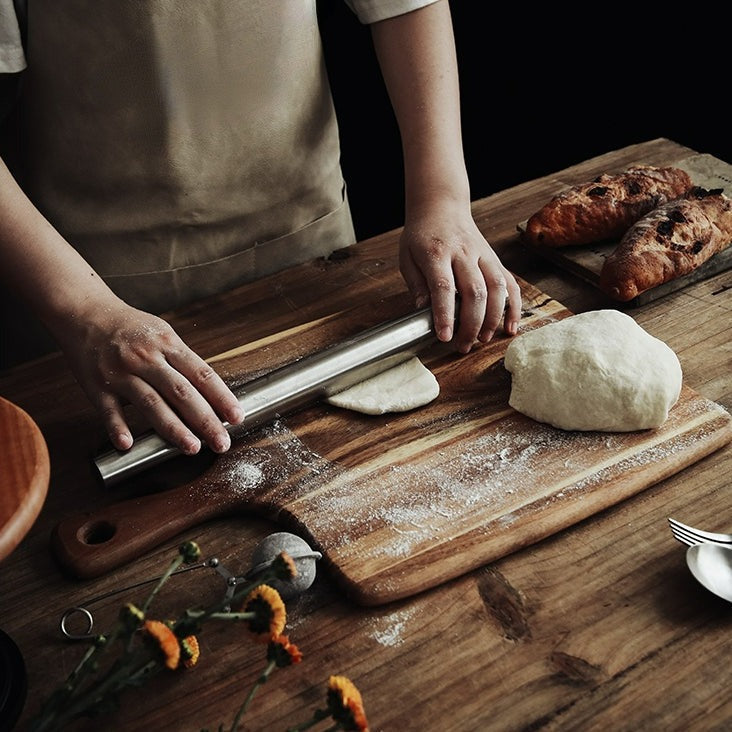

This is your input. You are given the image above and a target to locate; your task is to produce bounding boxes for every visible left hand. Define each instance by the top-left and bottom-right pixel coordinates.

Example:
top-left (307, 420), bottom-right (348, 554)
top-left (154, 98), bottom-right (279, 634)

top-left (399, 202), bottom-right (522, 353)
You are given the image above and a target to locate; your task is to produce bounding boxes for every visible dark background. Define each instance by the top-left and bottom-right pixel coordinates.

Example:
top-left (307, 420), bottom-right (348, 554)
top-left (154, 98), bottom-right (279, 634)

top-left (318, 1), bottom-right (731, 240)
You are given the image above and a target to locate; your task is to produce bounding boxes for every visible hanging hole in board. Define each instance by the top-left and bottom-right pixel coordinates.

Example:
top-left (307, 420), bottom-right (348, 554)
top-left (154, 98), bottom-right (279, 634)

top-left (80, 520), bottom-right (116, 545)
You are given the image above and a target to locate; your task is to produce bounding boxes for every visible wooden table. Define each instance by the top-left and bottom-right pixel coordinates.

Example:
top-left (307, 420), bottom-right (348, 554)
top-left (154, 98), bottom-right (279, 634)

top-left (1, 138), bottom-right (730, 731)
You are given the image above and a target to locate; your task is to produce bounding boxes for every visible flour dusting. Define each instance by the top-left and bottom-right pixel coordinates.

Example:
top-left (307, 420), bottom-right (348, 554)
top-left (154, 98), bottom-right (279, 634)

top-left (186, 392), bottom-right (729, 586)
top-left (295, 393), bottom-right (728, 565)
top-left (192, 418), bottom-right (339, 503)
top-left (367, 607), bottom-right (416, 647)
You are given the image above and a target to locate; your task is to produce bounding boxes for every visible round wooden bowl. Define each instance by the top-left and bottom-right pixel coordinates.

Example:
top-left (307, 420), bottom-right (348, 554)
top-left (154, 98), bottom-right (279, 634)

top-left (0, 395), bottom-right (50, 561)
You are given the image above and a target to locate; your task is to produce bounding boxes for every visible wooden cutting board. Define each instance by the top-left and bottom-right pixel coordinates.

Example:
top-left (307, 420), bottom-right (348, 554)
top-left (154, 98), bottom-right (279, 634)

top-left (51, 279), bottom-right (732, 605)
top-left (517, 153), bottom-right (732, 305)
top-left (0, 396), bottom-right (50, 561)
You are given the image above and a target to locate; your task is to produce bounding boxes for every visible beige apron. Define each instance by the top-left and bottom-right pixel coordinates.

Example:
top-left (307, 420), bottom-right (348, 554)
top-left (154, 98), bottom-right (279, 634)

top-left (21, 0), bottom-right (355, 315)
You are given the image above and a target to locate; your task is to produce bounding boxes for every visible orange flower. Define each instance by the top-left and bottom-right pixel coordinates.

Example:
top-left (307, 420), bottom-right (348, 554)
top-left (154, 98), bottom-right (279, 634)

top-left (267, 634), bottom-right (303, 667)
top-left (163, 619), bottom-right (200, 670)
top-left (327, 675), bottom-right (369, 731)
top-left (143, 620), bottom-right (180, 670)
top-left (241, 585), bottom-right (286, 641)
top-left (272, 551), bottom-right (297, 580)
top-left (179, 635), bottom-right (200, 669)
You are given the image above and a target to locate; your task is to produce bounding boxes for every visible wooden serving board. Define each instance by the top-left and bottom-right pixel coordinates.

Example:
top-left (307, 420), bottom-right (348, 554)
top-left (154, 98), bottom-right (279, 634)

top-left (0, 396), bottom-right (50, 561)
top-left (517, 153), bottom-right (732, 305)
top-left (51, 280), bottom-right (732, 605)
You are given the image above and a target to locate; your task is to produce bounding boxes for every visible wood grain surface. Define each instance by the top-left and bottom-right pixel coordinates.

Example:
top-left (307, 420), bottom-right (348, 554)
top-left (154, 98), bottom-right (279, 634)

top-left (0, 396), bottom-right (49, 561)
top-left (51, 281), bottom-right (732, 604)
top-left (2, 139), bottom-right (730, 731)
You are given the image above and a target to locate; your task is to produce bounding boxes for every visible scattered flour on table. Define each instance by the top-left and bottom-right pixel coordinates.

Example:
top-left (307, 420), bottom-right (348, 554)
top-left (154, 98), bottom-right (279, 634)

top-left (279, 588), bottom-right (321, 631)
top-left (366, 606), bottom-right (417, 647)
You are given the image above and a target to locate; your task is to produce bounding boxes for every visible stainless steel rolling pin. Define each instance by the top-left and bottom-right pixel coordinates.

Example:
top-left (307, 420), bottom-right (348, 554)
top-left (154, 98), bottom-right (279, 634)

top-left (94, 306), bottom-right (436, 487)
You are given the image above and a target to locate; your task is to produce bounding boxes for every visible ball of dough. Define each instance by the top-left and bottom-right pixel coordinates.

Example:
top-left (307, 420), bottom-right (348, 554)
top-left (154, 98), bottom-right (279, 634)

top-left (503, 310), bottom-right (682, 432)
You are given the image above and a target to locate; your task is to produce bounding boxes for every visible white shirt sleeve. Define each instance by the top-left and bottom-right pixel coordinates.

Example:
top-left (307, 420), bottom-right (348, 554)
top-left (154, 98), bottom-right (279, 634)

top-left (344, 0), bottom-right (441, 25)
top-left (0, 0), bottom-right (26, 72)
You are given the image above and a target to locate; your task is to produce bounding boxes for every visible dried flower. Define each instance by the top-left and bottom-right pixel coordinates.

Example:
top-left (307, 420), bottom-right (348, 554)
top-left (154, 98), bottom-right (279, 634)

top-left (163, 619), bottom-right (201, 670)
top-left (229, 633), bottom-right (306, 729)
top-left (179, 634), bottom-right (200, 669)
top-left (143, 620), bottom-right (180, 670)
top-left (287, 675), bottom-right (370, 732)
top-left (327, 675), bottom-right (370, 732)
top-left (240, 584), bottom-right (286, 641)
top-left (271, 551), bottom-right (298, 580)
top-left (179, 540), bottom-right (201, 563)
top-left (29, 543), bottom-right (367, 732)
top-left (268, 634), bottom-right (303, 667)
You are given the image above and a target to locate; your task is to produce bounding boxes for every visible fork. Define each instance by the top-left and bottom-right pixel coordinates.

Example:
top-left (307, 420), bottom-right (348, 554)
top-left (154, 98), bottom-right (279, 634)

top-left (668, 517), bottom-right (732, 547)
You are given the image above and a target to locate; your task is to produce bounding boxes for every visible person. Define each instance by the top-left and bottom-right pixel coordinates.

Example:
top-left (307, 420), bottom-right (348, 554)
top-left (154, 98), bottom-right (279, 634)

top-left (0, 0), bottom-right (521, 457)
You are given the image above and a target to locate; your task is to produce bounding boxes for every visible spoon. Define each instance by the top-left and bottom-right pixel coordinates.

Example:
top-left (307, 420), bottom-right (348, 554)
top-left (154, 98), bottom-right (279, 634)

top-left (685, 543), bottom-right (732, 602)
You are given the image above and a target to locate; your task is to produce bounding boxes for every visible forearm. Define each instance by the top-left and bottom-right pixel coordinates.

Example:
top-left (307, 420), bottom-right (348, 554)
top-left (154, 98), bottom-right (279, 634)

top-left (369, 2), bottom-right (521, 349)
top-left (0, 155), bottom-right (243, 454)
top-left (0, 156), bottom-right (116, 342)
top-left (369, 0), bottom-right (470, 217)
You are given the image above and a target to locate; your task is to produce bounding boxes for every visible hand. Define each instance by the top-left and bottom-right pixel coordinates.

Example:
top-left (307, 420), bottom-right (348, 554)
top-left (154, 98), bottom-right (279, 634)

top-left (399, 202), bottom-right (522, 353)
top-left (57, 299), bottom-right (245, 454)
top-left (0, 155), bottom-right (240, 451)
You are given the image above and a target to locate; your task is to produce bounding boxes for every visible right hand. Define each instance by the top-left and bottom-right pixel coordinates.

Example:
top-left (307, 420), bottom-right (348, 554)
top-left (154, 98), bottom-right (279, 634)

top-left (1, 156), bottom-right (242, 452)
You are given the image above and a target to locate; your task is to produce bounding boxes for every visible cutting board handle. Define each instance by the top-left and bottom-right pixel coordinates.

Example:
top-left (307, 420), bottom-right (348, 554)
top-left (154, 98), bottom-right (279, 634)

top-left (51, 480), bottom-right (235, 579)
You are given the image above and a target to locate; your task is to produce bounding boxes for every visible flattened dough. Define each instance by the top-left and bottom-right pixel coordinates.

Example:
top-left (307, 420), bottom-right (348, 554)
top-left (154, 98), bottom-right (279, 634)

top-left (503, 310), bottom-right (682, 431)
top-left (327, 356), bottom-right (439, 415)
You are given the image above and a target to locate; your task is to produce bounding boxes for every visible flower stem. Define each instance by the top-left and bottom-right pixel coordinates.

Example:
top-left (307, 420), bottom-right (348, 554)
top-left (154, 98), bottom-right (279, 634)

top-left (208, 611), bottom-right (255, 620)
top-left (141, 554), bottom-right (184, 615)
top-left (229, 659), bottom-right (277, 732)
top-left (178, 568), bottom-right (278, 632)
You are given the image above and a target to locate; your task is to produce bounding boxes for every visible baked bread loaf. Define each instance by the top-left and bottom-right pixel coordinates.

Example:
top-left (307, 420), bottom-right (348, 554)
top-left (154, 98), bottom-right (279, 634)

top-left (523, 165), bottom-right (693, 247)
top-left (599, 186), bottom-right (732, 301)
